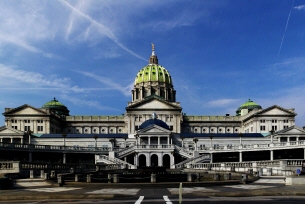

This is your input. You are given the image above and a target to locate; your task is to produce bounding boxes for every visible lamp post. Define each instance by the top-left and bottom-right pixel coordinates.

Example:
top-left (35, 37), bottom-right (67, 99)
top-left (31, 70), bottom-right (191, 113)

top-left (123, 136), bottom-right (127, 148)
top-left (269, 129), bottom-right (275, 144)
top-left (180, 136), bottom-right (185, 148)
top-left (209, 134), bottom-right (214, 150)
top-left (27, 129), bottom-right (33, 144)
top-left (93, 135), bottom-right (98, 150)
top-left (239, 132), bottom-right (243, 146)
top-left (62, 133), bottom-right (67, 148)
top-left (193, 138), bottom-right (198, 151)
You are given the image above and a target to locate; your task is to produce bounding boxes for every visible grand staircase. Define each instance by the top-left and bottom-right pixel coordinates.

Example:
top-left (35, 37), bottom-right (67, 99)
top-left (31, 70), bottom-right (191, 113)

top-left (175, 154), bottom-right (210, 168)
top-left (174, 145), bottom-right (194, 159)
top-left (95, 155), bottom-right (136, 169)
top-left (116, 146), bottom-right (135, 159)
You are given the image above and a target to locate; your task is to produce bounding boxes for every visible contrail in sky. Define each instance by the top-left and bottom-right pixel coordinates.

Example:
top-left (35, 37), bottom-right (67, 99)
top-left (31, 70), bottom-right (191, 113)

top-left (278, 0), bottom-right (294, 56)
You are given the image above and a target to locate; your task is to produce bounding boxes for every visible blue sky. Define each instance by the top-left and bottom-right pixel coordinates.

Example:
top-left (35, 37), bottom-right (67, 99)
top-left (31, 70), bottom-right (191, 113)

top-left (1, 0), bottom-right (305, 126)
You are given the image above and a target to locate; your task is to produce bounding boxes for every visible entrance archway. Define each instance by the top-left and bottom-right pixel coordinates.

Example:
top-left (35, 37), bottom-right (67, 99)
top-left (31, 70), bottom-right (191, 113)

top-left (139, 154), bottom-right (146, 167)
top-left (163, 154), bottom-right (170, 168)
top-left (151, 154), bottom-right (158, 167)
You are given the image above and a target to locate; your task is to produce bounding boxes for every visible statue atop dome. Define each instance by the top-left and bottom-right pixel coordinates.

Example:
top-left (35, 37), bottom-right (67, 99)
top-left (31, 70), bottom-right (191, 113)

top-left (151, 43), bottom-right (155, 51)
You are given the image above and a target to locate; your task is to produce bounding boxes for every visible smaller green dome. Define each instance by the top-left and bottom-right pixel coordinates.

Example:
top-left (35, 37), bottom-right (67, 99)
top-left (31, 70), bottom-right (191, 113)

top-left (42, 97), bottom-right (70, 116)
top-left (134, 64), bottom-right (172, 85)
top-left (236, 99), bottom-right (261, 116)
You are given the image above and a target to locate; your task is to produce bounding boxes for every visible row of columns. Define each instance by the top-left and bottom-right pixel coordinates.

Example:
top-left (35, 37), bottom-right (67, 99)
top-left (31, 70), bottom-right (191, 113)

top-left (137, 136), bottom-right (172, 146)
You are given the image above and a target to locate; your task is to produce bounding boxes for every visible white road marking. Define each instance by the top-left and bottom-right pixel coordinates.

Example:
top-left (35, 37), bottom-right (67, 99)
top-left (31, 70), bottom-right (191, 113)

top-left (25, 187), bottom-right (81, 192)
top-left (223, 185), bottom-right (276, 189)
top-left (168, 187), bottom-right (219, 194)
top-left (163, 195), bottom-right (173, 204)
top-left (254, 178), bottom-right (286, 184)
top-left (15, 182), bottom-right (51, 187)
top-left (85, 188), bottom-right (139, 195)
top-left (135, 196), bottom-right (144, 204)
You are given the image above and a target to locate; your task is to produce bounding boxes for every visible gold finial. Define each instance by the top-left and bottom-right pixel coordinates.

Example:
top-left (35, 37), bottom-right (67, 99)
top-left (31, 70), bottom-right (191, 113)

top-left (151, 43), bottom-right (155, 51)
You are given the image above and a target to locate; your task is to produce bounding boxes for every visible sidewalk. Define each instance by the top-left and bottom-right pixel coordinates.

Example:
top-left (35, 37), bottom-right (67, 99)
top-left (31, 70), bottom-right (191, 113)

top-left (1, 177), bottom-right (305, 201)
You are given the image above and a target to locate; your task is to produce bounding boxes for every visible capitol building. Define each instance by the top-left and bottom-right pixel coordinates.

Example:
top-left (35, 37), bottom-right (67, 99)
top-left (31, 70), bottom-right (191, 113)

top-left (0, 45), bottom-right (304, 168)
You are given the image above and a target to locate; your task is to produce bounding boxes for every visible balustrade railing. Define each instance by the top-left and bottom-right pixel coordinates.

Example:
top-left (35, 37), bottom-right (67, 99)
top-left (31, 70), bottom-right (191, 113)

top-left (136, 145), bottom-right (174, 149)
top-left (0, 162), bottom-right (14, 170)
top-left (0, 142), bottom-right (111, 152)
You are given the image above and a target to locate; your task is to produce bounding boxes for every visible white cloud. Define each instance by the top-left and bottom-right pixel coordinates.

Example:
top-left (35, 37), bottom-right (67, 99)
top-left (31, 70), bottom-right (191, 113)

top-left (207, 99), bottom-right (241, 107)
top-left (76, 70), bottom-right (132, 96)
top-left (61, 94), bottom-right (119, 111)
top-left (58, 0), bottom-right (146, 61)
top-left (294, 5), bottom-right (305, 11)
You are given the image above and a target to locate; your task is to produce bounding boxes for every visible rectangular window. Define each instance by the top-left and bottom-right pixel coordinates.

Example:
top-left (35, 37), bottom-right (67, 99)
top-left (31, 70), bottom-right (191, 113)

top-left (272, 120), bottom-right (277, 123)
top-left (260, 120), bottom-right (265, 123)
top-left (272, 126), bottom-right (278, 131)
top-left (37, 120), bottom-right (43, 123)
top-left (284, 125), bottom-right (289, 129)
top-left (12, 126), bottom-right (17, 130)
top-left (260, 126), bottom-right (266, 131)
top-left (37, 126), bottom-right (43, 131)
top-left (283, 120), bottom-right (289, 123)
top-left (24, 126), bottom-right (30, 131)
top-left (24, 120), bottom-right (30, 123)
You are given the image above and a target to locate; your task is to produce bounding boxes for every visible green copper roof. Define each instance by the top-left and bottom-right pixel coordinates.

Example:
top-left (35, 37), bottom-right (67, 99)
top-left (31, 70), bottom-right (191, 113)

top-left (134, 64), bottom-right (172, 85)
top-left (236, 99), bottom-right (262, 116)
top-left (42, 98), bottom-right (70, 116)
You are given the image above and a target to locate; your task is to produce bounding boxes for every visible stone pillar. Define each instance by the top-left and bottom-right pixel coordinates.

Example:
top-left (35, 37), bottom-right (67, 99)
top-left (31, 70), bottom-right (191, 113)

top-left (266, 168), bottom-right (272, 176)
top-left (40, 170), bottom-right (44, 178)
top-left (10, 137), bottom-right (13, 143)
top-left (113, 174), bottom-right (119, 183)
top-left (239, 152), bottom-right (242, 162)
top-left (29, 152), bottom-right (32, 162)
top-left (21, 138), bottom-right (23, 144)
top-left (147, 153), bottom-right (151, 167)
top-left (210, 153), bottom-right (213, 163)
top-left (30, 170), bottom-right (34, 179)
top-left (63, 153), bottom-right (66, 164)
top-left (148, 136), bottom-right (151, 146)
top-left (134, 154), bottom-right (138, 166)
top-left (170, 153), bottom-right (175, 168)
top-left (75, 174), bottom-right (79, 182)
top-left (270, 150), bottom-right (274, 161)
top-left (0, 138), bottom-right (3, 143)
top-left (158, 137), bottom-right (160, 145)
top-left (187, 173), bottom-right (193, 182)
top-left (158, 153), bottom-right (162, 167)
top-left (86, 174), bottom-right (92, 183)
top-left (151, 174), bottom-right (156, 183)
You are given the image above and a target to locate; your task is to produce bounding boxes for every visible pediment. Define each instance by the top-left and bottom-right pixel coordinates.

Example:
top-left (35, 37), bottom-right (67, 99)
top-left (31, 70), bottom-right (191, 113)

top-left (4, 104), bottom-right (47, 115)
top-left (258, 106), bottom-right (296, 116)
top-left (127, 97), bottom-right (181, 110)
top-left (137, 124), bottom-right (172, 134)
top-left (276, 126), bottom-right (305, 136)
top-left (0, 126), bottom-right (24, 135)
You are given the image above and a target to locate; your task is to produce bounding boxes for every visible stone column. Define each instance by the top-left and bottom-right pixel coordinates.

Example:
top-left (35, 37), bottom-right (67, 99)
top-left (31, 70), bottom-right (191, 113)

top-left (147, 153), bottom-right (151, 167)
top-left (63, 153), bottom-right (66, 164)
top-left (10, 137), bottom-right (13, 143)
top-left (170, 153), bottom-right (175, 169)
top-left (40, 170), bottom-right (44, 178)
top-left (210, 153), bottom-right (213, 163)
top-left (158, 137), bottom-right (160, 145)
top-left (148, 136), bottom-right (151, 146)
top-left (239, 152), bottom-right (243, 162)
top-left (30, 170), bottom-right (34, 179)
top-left (158, 153), bottom-right (163, 167)
top-left (21, 138), bottom-right (23, 144)
top-left (34, 120), bottom-right (37, 134)
top-left (270, 150), bottom-right (273, 161)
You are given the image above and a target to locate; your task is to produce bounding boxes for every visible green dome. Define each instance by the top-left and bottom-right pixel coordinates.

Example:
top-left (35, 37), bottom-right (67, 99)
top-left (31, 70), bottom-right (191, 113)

top-left (134, 64), bottom-right (172, 85)
top-left (42, 97), bottom-right (70, 116)
top-left (236, 99), bottom-right (262, 116)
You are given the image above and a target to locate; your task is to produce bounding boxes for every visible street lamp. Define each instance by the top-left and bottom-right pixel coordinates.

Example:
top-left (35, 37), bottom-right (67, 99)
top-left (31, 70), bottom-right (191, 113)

top-left (193, 138), bottom-right (198, 151)
top-left (269, 129), bottom-right (275, 143)
top-left (123, 136), bottom-right (127, 148)
top-left (239, 132), bottom-right (243, 146)
top-left (180, 136), bottom-right (185, 148)
top-left (27, 129), bottom-right (33, 144)
top-left (209, 134), bottom-right (214, 150)
top-left (93, 135), bottom-right (98, 150)
top-left (62, 133), bottom-right (67, 148)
